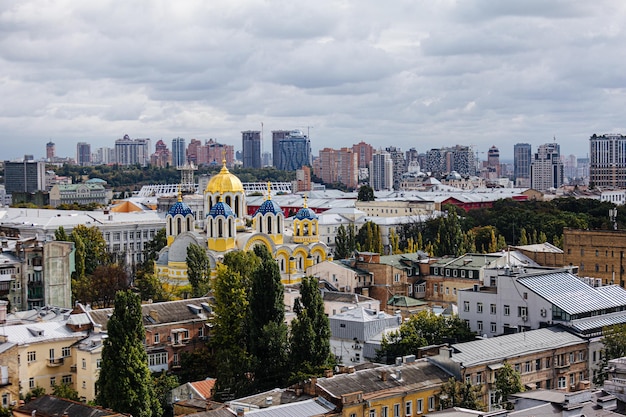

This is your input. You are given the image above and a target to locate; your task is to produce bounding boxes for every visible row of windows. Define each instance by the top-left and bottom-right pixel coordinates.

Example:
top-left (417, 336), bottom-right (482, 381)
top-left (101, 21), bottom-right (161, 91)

top-left (26, 346), bottom-right (73, 363)
top-left (432, 267), bottom-right (474, 279)
top-left (433, 284), bottom-right (457, 296)
top-left (362, 396), bottom-right (435, 417)
top-left (464, 302), bottom-right (527, 318)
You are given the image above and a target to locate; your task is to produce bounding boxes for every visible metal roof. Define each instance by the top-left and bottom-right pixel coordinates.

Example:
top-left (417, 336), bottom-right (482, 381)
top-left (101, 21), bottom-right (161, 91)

top-left (448, 327), bottom-right (585, 367)
top-left (245, 397), bottom-right (335, 417)
top-left (568, 311), bottom-right (626, 333)
top-left (517, 272), bottom-right (626, 315)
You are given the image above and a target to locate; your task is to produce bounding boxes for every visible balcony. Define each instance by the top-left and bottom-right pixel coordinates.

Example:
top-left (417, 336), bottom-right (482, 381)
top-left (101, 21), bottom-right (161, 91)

top-left (47, 358), bottom-right (64, 367)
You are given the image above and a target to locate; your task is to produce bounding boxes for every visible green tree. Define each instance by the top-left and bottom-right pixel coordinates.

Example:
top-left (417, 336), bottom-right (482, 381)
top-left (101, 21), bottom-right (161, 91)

top-left (222, 250), bottom-right (261, 285)
top-left (439, 377), bottom-right (485, 411)
top-left (356, 221), bottom-right (383, 254)
top-left (153, 372), bottom-right (179, 416)
top-left (357, 185), bottom-right (375, 201)
top-left (24, 386), bottom-right (46, 403)
top-left (248, 245), bottom-right (289, 390)
top-left (97, 290), bottom-right (161, 417)
top-left (435, 205), bottom-right (463, 256)
top-left (334, 224), bottom-right (357, 259)
top-left (377, 311), bottom-right (474, 363)
top-left (135, 271), bottom-right (169, 302)
top-left (186, 244), bottom-right (211, 297)
top-left (52, 382), bottom-right (80, 401)
top-left (211, 264), bottom-right (252, 399)
top-left (493, 362), bottom-right (523, 409)
top-left (70, 225), bottom-right (108, 275)
top-left (594, 324), bottom-right (626, 385)
top-left (90, 264), bottom-right (130, 308)
top-left (54, 226), bottom-right (70, 241)
top-left (290, 276), bottom-right (332, 380)
top-left (518, 228), bottom-right (528, 245)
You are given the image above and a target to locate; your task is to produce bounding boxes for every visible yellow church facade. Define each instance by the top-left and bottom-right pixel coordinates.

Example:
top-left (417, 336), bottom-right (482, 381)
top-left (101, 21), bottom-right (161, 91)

top-left (155, 161), bottom-right (331, 293)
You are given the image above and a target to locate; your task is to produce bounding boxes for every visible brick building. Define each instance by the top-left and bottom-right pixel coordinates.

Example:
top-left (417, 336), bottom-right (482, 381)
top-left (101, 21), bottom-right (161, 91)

top-left (563, 228), bottom-right (626, 286)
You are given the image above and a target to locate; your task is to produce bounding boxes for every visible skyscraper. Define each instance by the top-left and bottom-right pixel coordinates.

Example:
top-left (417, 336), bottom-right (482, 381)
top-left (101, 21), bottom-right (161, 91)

top-left (369, 151), bottom-right (393, 191)
top-left (514, 143), bottom-right (532, 187)
top-left (272, 130), bottom-right (311, 171)
top-left (385, 146), bottom-right (406, 190)
top-left (486, 145), bottom-right (500, 179)
top-left (171, 137), bottom-right (186, 167)
top-left (352, 141), bottom-right (374, 169)
top-left (317, 147), bottom-right (358, 189)
top-left (242, 130), bottom-right (262, 168)
top-left (76, 142), bottom-right (91, 166)
top-left (114, 135), bottom-right (151, 166)
top-left (590, 133), bottom-right (626, 189)
top-left (531, 143), bottom-right (563, 191)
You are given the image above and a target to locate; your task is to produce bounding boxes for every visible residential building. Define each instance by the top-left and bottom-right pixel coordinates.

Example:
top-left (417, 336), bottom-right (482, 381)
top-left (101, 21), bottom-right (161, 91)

top-left (228, 389), bottom-right (334, 417)
top-left (0, 332), bottom-right (18, 409)
top-left (531, 143), bottom-right (564, 191)
top-left (114, 135), bottom-right (151, 166)
top-left (151, 139), bottom-right (171, 168)
top-left (14, 395), bottom-right (126, 417)
top-left (93, 147), bottom-right (114, 165)
top-left (370, 151), bottom-right (393, 191)
top-left (293, 166), bottom-right (312, 192)
top-left (486, 145), bottom-right (501, 179)
top-left (430, 327), bottom-right (589, 410)
top-left (385, 146), bottom-right (406, 190)
top-left (3, 159), bottom-right (46, 194)
top-left (171, 137), bottom-right (186, 167)
top-left (171, 378), bottom-right (216, 406)
top-left (355, 199), bottom-right (436, 217)
top-left (316, 147), bottom-right (359, 189)
top-left (328, 307), bottom-right (400, 365)
top-left (563, 228), bottom-right (626, 286)
top-left (353, 252), bottom-right (410, 313)
top-left (72, 331), bottom-right (105, 402)
top-left (76, 142), bottom-right (91, 166)
top-left (604, 357), bottom-right (626, 403)
top-left (425, 146), bottom-right (476, 177)
top-left (352, 141), bottom-right (374, 169)
top-left (306, 260), bottom-right (372, 295)
top-left (242, 130), bottom-right (262, 168)
top-left (514, 143), bottom-right (532, 187)
top-left (49, 180), bottom-right (112, 208)
top-left (306, 358), bottom-right (452, 417)
top-left (590, 133), bottom-right (626, 189)
top-left (188, 138), bottom-right (234, 167)
top-left (272, 129), bottom-right (311, 171)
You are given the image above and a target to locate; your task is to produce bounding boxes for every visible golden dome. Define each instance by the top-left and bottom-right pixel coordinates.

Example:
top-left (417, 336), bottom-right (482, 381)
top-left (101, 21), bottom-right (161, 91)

top-left (205, 160), bottom-right (244, 194)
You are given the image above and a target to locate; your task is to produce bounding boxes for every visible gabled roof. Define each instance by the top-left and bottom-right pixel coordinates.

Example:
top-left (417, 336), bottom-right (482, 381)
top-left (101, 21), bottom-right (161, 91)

top-left (329, 306), bottom-right (396, 323)
top-left (15, 395), bottom-right (125, 417)
top-left (517, 272), bottom-right (626, 315)
top-left (3, 321), bottom-right (86, 345)
top-left (245, 397), bottom-right (336, 416)
top-left (387, 295), bottom-right (428, 308)
top-left (190, 378), bottom-right (216, 399)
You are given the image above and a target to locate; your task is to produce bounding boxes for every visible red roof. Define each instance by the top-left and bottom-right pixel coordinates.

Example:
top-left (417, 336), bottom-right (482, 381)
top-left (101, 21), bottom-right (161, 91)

top-left (190, 378), bottom-right (216, 399)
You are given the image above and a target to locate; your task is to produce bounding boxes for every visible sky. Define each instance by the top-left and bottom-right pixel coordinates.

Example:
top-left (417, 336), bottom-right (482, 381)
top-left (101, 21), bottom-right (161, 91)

top-left (1, 1), bottom-right (625, 162)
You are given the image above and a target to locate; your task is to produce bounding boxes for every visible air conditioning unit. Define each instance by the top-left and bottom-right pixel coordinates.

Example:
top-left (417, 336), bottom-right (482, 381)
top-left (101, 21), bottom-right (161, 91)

top-left (540, 308), bottom-right (547, 317)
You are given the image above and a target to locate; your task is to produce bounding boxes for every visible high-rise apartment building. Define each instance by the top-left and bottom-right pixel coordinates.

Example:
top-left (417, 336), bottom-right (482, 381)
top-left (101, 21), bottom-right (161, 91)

top-left (151, 140), bottom-right (171, 168)
top-left (272, 130), bottom-right (311, 171)
top-left (114, 135), bottom-right (151, 166)
top-left (93, 147), bottom-right (114, 165)
top-left (531, 142), bottom-right (563, 191)
top-left (486, 145), bottom-right (500, 179)
top-left (369, 151), bottom-right (393, 191)
top-left (514, 143), bottom-right (532, 187)
top-left (352, 141), bottom-right (374, 169)
top-left (385, 146), bottom-right (406, 190)
top-left (171, 137), bottom-right (186, 167)
top-left (294, 166), bottom-right (312, 192)
top-left (76, 142), bottom-right (91, 166)
top-left (4, 159), bottom-right (46, 194)
top-left (188, 139), bottom-right (234, 166)
top-left (317, 148), bottom-right (358, 189)
top-left (46, 142), bottom-right (55, 160)
top-left (424, 146), bottom-right (475, 177)
top-left (242, 131), bottom-right (262, 168)
top-left (590, 134), bottom-right (626, 189)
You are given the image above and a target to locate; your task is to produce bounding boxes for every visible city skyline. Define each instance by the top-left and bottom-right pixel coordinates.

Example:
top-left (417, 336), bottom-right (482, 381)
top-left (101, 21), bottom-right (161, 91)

top-left (1, 2), bottom-right (625, 160)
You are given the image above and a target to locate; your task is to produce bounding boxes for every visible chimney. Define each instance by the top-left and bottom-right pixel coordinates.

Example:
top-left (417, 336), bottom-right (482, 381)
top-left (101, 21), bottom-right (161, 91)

top-left (236, 408), bottom-right (244, 417)
top-left (380, 370), bottom-right (387, 381)
top-left (324, 369), bottom-right (333, 378)
top-left (149, 310), bottom-right (159, 322)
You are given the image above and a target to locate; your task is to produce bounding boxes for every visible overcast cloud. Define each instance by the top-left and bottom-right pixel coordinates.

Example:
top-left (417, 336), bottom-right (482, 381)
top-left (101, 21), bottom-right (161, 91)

top-left (1, 0), bottom-right (625, 161)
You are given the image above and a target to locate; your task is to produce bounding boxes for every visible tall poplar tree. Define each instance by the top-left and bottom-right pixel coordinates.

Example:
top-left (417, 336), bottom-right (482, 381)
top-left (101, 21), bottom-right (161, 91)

top-left (290, 276), bottom-right (331, 378)
top-left (96, 290), bottom-right (160, 417)
top-left (248, 245), bottom-right (289, 390)
top-left (186, 243), bottom-right (210, 297)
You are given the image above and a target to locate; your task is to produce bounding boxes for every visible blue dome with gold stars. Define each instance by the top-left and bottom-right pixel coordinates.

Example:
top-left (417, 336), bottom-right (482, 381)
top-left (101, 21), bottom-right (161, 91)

top-left (256, 199), bottom-right (282, 216)
top-left (295, 195), bottom-right (317, 220)
top-left (208, 200), bottom-right (235, 218)
top-left (168, 200), bottom-right (193, 217)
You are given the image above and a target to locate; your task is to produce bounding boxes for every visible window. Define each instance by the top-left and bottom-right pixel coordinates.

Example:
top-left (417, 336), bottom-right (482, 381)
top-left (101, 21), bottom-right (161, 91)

top-left (434, 283), bottom-right (438, 294)
top-left (148, 352), bottom-right (168, 367)
top-left (477, 302), bottom-right (483, 313)
top-left (82, 358), bottom-right (86, 369)
top-left (579, 351), bottom-right (585, 362)
top-left (504, 305), bottom-right (510, 316)
top-left (29, 378), bottom-right (34, 389)
top-left (428, 396), bottom-right (435, 411)
top-left (62, 375), bottom-right (72, 384)
top-left (476, 373), bottom-right (482, 384)
top-left (515, 363), bottom-right (520, 372)
top-left (394, 274), bottom-right (400, 283)
top-left (50, 377), bottom-right (56, 387)
top-left (524, 361), bottom-right (531, 373)
top-left (82, 381), bottom-right (87, 389)
top-left (381, 406), bottom-right (389, 417)
top-left (518, 306), bottom-right (527, 318)
top-left (490, 304), bottom-right (496, 314)
top-left (394, 403), bottom-right (400, 417)
top-left (62, 347), bottom-right (71, 357)
top-left (350, 414), bottom-right (357, 417)
top-left (477, 321), bottom-right (483, 332)
top-left (536, 359), bottom-right (542, 370)
top-left (434, 267), bottom-right (439, 275)
top-left (405, 401), bottom-right (412, 416)
top-left (558, 376), bottom-right (566, 389)
top-left (173, 353), bottom-right (179, 366)
top-left (96, 359), bottom-right (102, 369)
top-left (2, 393), bottom-right (7, 408)
top-left (417, 399), bottom-right (423, 414)
top-left (570, 374), bottom-right (575, 385)
top-left (154, 333), bottom-right (160, 344)
top-left (545, 357), bottom-right (551, 368)
top-left (445, 269), bottom-right (450, 277)
top-left (446, 287), bottom-right (449, 295)
top-left (27, 351), bottom-right (36, 362)
top-left (468, 270), bottom-right (473, 278)
top-left (465, 375), bottom-right (471, 384)
top-left (569, 352), bottom-right (575, 364)
top-left (490, 322), bottom-right (497, 333)
top-left (369, 410), bottom-right (376, 417)
top-left (463, 301), bottom-right (469, 312)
